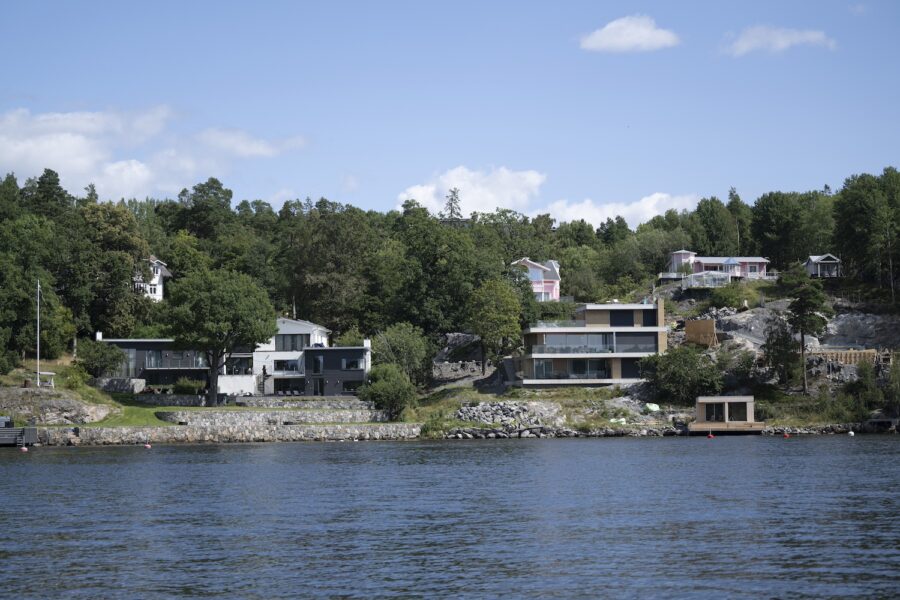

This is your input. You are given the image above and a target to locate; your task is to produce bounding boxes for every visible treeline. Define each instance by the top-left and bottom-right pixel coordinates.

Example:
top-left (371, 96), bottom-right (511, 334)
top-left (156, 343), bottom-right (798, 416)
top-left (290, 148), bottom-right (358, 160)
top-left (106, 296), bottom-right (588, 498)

top-left (1, 166), bottom-right (899, 371)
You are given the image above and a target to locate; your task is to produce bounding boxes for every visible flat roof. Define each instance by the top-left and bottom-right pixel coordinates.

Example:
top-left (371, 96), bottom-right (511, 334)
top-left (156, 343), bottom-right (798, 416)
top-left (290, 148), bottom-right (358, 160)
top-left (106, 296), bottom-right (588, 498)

top-left (576, 303), bottom-right (658, 311)
top-left (696, 396), bottom-right (754, 403)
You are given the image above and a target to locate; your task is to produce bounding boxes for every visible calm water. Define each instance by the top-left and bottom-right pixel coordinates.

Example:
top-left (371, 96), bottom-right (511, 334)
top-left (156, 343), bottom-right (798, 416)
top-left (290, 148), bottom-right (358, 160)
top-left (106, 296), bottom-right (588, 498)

top-left (2, 437), bottom-right (899, 599)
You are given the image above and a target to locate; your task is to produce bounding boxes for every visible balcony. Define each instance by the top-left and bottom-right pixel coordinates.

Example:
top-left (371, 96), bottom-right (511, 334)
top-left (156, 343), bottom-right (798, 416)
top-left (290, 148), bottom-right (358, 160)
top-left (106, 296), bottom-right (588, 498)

top-left (533, 371), bottom-right (612, 380)
top-left (533, 320), bottom-right (585, 328)
top-left (530, 344), bottom-right (615, 354)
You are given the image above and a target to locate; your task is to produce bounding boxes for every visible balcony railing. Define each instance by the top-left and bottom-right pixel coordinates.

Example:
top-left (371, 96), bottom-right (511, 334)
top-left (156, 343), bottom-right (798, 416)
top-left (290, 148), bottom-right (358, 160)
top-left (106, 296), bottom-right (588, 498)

top-left (530, 344), bottom-right (615, 354)
top-left (533, 371), bottom-right (612, 380)
top-left (533, 320), bottom-right (585, 328)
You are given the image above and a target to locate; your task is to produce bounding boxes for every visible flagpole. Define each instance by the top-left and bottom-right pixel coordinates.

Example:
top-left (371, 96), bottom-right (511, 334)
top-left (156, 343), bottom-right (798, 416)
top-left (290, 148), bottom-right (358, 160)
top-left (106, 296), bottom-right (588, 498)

top-left (36, 279), bottom-right (40, 387)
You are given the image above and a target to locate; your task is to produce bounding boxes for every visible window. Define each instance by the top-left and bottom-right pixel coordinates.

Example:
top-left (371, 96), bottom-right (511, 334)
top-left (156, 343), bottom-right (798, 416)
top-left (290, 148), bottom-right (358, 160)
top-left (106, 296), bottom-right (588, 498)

top-left (342, 381), bottom-right (362, 393)
top-left (642, 309), bottom-right (657, 327)
top-left (342, 358), bottom-right (362, 370)
top-left (312, 355), bottom-right (324, 374)
top-left (534, 359), bottom-right (553, 379)
top-left (571, 359), bottom-right (587, 376)
top-left (274, 359), bottom-right (299, 373)
top-left (313, 378), bottom-right (324, 395)
top-left (276, 334), bottom-right (310, 351)
top-left (146, 350), bottom-right (161, 368)
top-left (705, 403), bottom-right (725, 422)
top-left (620, 358), bottom-right (641, 378)
top-left (748, 265), bottom-right (758, 274)
top-left (728, 402), bottom-right (748, 422)
top-left (149, 286), bottom-right (157, 295)
top-left (610, 310), bottom-right (634, 327)
top-left (616, 333), bottom-right (657, 353)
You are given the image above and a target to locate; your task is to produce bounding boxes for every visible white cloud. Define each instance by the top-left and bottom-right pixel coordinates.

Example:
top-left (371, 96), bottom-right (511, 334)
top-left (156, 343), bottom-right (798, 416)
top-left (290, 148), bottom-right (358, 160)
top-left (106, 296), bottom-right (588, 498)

top-left (539, 193), bottom-right (699, 229)
top-left (0, 106), bottom-right (305, 200)
top-left (397, 166), bottom-right (547, 216)
top-left (197, 128), bottom-right (305, 158)
top-left (399, 165), bottom-right (698, 228)
top-left (726, 26), bottom-right (837, 56)
top-left (580, 15), bottom-right (680, 53)
top-left (849, 4), bottom-right (867, 16)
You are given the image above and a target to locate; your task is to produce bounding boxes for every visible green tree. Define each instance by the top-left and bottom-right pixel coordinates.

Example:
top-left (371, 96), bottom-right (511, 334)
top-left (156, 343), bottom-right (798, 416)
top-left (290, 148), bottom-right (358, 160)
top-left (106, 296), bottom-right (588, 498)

top-left (782, 265), bottom-right (828, 393)
top-left (441, 187), bottom-right (463, 220)
top-left (467, 279), bottom-right (522, 374)
top-left (639, 346), bottom-right (722, 406)
top-left (727, 188), bottom-right (754, 255)
top-left (886, 354), bottom-right (900, 417)
top-left (372, 322), bottom-right (430, 386)
top-left (358, 363), bottom-right (417, 419)
top-left (690, 197), bottom-right (738, 256)
top-left (335, 326), bottom-right (364, 347)
top-left (167, 269), bottom-right (277, 406)
top-left (761, 316), bottom-right (799, 385)
top-left (75, 338), bottom-right (125, 378)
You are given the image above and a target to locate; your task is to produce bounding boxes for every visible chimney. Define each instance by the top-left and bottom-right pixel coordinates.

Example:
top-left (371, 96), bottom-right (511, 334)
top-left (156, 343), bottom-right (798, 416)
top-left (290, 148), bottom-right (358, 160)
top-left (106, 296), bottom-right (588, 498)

top-left (95, 331), bottom-right (103, 341)
top-left (363, 339), bottom-right (371, 349)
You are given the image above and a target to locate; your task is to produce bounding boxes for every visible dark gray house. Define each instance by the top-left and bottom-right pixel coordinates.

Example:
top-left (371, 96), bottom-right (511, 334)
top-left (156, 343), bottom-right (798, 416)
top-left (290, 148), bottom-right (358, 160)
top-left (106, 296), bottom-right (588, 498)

top-left (303, 346), bottom-right (371, 396)
top-left (103, 338), bottom-right (209, 387)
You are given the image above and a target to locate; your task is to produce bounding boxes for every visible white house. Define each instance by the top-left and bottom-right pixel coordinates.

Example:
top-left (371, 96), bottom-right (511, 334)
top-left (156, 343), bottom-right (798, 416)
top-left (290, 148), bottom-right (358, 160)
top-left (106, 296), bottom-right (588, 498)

top-left (805, 254), bottom-right (842, 278)
top-left (217, 317), bottom-right (331, 396)
top-left (133, 256), bottom-right (171, 302)
top-left (511, 257), bottom-right (561, 301)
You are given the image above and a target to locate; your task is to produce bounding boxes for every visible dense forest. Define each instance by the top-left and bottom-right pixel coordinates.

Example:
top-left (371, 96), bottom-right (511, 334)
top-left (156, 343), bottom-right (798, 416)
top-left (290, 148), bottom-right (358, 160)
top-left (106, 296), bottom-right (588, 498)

top-left (2, 166), bottom-right (900, 373)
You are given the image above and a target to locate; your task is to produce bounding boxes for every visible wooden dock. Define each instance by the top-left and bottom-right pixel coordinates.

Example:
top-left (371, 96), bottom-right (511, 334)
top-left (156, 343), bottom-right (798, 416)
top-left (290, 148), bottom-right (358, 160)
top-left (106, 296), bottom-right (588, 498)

top-left (0, 427), bottom-right (38, 447)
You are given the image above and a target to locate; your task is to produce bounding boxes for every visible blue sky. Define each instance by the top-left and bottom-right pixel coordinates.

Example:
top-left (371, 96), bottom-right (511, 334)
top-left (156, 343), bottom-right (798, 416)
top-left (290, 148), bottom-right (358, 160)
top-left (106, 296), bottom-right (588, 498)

top-left (1, 1), bottom-right (898, 226)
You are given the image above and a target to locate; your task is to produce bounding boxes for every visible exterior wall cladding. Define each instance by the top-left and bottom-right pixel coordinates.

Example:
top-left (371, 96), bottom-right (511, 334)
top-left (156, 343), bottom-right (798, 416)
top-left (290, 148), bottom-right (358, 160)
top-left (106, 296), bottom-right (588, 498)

top-left (105, 340), bottom-right (209, 386)
top-left (303, 348), bottom-right (369, 396)
top-left (519, 298), bottom-right (666, 387)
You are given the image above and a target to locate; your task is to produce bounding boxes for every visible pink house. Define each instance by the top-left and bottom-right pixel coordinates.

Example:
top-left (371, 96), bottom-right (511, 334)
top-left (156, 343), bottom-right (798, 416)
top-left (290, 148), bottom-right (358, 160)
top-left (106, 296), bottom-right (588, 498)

top-left (511, 257), bottom-right (561, 302)
top-left (668, 250), bottom-right (770, 279)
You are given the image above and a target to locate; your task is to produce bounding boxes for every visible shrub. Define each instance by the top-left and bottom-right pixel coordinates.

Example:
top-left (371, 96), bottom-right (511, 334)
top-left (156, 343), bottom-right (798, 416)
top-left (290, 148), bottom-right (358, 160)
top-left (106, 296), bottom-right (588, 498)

top-left (640, 346), bottom-right (723, 406)
top-left (708, 282), bottom-right (757, 310)
top-left (75, 338), bottom-right (126, 378)
top-left (358, 363), bottom-right (417, 420)
top-left (64, 365), bottom-right (88, 390)
top-left (174, 377), bottom-right (204, 395)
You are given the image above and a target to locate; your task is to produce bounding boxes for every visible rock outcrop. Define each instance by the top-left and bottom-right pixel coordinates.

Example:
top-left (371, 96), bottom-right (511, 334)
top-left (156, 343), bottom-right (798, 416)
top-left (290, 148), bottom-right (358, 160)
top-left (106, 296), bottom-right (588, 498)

top-left (0, 387), bottom-right (113, 424)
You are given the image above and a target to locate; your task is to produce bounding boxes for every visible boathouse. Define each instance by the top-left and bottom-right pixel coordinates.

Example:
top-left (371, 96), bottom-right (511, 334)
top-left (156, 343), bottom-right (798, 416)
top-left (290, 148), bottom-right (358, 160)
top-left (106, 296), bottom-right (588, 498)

top-left (688, 396), bottom-right (765, 434)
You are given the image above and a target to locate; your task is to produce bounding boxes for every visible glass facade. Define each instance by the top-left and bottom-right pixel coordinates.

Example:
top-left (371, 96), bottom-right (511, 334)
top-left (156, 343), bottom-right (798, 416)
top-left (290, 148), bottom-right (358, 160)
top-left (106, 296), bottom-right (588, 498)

top-left (275, 334), bottom-right (310, 351)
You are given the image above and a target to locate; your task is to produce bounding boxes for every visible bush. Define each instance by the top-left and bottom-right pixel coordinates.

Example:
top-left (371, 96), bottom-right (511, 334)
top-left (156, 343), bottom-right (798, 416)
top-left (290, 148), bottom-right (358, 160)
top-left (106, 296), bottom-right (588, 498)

top-left (63, 365), bottom-right (88, 390)
top-left (708, 283), bottom-right (756, 309)
top-left (358, 363), bottom-right (417, 420)
top-left (174, 377), bottom-right (204, 395)
top-left (640, 346), bottom-right (722, 406)
top-left (75, 338), bottom-right (125, 378)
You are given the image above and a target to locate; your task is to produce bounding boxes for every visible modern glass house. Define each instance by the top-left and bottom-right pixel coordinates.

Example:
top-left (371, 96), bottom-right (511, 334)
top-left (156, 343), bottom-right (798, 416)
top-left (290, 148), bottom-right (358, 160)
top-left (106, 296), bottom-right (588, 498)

top-left (518, 298), bottom-right (667, 386)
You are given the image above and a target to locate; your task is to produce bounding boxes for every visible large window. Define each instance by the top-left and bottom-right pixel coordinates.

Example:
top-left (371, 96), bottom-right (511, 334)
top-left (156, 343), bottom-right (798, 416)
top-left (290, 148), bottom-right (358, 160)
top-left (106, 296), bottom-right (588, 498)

top-left (728, 402), bottom-right (748, 422)
top-left (146, 350), bottom-right (161, 368)
top-left (610, 310), bottom-right (634, 327)
top-left (274, 359), bottom-right (299, 373)
top-left (312, 355), bottom-right (324, 375)
top-left (275, 334), bottom-right (310, 352)
top-left (342, 358), bottom-right (362, 370)
top-left (342, 381), bottom-right (362, 393)
top-left (534, 359), bottom-right (553, 379)
top-left (616, 333), bottom-right (657, 353)
top-left (642, 309), bottom-right (657, 327)
top-left (705, 403), bottom-right (725, 422)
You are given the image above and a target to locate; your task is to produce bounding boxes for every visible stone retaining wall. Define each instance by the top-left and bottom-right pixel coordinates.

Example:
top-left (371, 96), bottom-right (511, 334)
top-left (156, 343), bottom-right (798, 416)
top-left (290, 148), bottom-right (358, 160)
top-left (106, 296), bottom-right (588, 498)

top-left (155, 408), bottom-right (388, 426)
top-left (235, 398), bottom-right (373, 410)
top-left (445, 425), bottom-right (685, 439)
top-left (131, 394), bottom-right (207, 407)
top-left (39, 422), bottom-right (421, 445)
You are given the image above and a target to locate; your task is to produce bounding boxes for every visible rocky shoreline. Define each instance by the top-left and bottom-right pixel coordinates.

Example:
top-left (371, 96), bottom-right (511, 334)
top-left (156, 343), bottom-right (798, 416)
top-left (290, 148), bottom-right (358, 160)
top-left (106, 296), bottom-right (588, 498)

top-left (444, 422), bottom-right (883, 439)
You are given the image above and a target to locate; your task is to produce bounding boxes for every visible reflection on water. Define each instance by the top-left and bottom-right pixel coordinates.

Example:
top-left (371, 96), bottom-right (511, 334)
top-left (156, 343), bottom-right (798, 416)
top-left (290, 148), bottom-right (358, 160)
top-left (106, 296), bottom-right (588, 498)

top-left (2, 437), bottom-right (899, 598)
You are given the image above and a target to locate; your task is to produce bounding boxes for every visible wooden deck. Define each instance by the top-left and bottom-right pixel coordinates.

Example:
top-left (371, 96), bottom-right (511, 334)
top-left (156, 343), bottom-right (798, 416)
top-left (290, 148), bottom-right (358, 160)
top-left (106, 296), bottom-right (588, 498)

top-left (0, 427), bottom-right (38, 446)
top-left (688, 421), bottom-right (766, 435)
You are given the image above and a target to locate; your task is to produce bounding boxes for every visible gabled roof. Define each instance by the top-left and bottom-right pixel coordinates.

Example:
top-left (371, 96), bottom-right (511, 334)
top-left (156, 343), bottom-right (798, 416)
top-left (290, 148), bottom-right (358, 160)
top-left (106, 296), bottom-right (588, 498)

top-left (147, 255), bottom-right (172, 278)
top-left (807, 253), bottom-right (841, 263)
top-left (695, 256), bottom-right (770, 264)
top-left (276, 317), bottom-right (331, 334)
top-left (511, 257), bottom-right (550, 271)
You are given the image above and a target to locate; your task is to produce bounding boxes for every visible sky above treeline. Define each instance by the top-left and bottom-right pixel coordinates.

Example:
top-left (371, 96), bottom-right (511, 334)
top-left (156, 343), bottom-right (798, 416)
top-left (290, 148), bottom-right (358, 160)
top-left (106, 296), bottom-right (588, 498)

top-left (2, 0), bottom-right (898, 227)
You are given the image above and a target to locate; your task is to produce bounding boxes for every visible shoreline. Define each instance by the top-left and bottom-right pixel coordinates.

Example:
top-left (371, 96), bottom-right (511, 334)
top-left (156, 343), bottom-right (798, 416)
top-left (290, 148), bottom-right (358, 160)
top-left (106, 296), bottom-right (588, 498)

top-left (23, 420), bottom-right (887, 447)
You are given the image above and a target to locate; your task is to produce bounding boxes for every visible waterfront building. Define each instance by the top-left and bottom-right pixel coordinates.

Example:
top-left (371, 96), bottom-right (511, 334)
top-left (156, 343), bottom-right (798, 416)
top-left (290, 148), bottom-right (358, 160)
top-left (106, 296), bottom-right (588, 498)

top-left (517, 298), bottom-right (666, 386)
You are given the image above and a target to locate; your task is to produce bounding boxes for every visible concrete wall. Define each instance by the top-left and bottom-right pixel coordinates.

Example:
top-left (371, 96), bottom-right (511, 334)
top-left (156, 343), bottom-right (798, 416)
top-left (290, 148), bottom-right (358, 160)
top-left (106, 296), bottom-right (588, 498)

top-left (217, 374), bottom-right (256, 396)
top-left (130, 394), bottom-right (206, 406)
